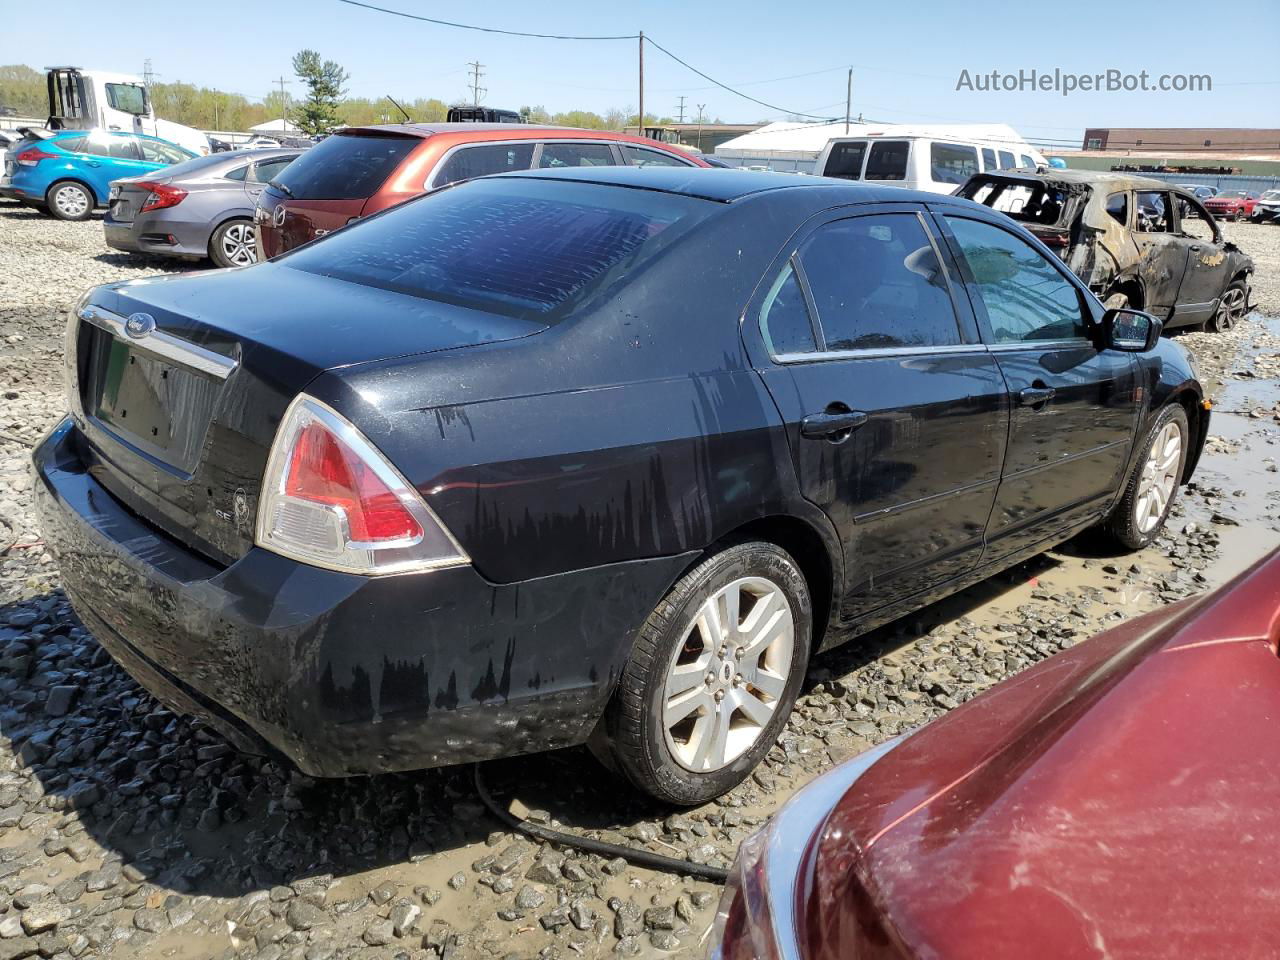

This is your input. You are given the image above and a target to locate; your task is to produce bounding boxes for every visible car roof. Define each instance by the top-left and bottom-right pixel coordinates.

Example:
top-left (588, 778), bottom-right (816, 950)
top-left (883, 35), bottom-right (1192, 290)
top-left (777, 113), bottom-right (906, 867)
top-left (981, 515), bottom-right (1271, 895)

top-left (497, 166), bottom-right (950, 204)
top-left (971, 167), bottom-right (1181, 194)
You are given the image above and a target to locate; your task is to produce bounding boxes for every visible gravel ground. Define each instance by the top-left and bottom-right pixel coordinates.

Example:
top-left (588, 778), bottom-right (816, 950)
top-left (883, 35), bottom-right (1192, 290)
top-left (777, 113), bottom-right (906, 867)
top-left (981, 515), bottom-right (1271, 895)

top-left (1, 202), bottom-right (1279, 960)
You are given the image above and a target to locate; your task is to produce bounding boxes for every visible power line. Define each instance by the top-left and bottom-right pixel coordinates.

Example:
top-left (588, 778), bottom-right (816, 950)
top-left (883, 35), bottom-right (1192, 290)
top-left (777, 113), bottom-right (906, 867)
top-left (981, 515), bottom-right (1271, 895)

top-left (335, 0), bottom-right (637, 40)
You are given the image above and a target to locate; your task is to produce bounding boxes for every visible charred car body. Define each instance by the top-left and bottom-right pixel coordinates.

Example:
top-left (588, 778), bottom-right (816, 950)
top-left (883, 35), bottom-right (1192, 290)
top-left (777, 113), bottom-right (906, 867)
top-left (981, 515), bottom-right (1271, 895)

top-left (958, 170), bottom-right (1254, 332)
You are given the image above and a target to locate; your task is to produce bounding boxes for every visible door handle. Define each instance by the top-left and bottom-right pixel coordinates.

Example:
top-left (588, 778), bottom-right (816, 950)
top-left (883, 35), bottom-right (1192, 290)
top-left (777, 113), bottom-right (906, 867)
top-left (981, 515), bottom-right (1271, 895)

top-left (1189, 244), bottom-right (1201, 252)
top-left (1019, 386), bottom-right (1056, 408)
top-left (800, 409), bottom-right (869, 440)
top-left (85, 160), bottom-right (101, 167)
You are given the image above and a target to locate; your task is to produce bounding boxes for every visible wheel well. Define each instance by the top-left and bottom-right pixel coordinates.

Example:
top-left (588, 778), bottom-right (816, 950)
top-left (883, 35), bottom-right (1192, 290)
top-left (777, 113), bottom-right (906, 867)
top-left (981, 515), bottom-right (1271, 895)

top-left (207, 214), bottom-right (254, 251)
top-left (1105, 277), bottom-right (1145, 309)
top-left (1172, 391), bottom-right (1204, 482)
top-left (701, 516), bottom-right (836, 651)
top-left (46, 178), bottom-right (98, 205)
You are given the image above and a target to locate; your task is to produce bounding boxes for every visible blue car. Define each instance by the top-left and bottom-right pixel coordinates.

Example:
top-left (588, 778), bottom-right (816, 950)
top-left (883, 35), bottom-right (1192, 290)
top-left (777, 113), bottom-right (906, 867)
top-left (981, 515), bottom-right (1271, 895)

top-left (0, 130), bottom-right (194, 221)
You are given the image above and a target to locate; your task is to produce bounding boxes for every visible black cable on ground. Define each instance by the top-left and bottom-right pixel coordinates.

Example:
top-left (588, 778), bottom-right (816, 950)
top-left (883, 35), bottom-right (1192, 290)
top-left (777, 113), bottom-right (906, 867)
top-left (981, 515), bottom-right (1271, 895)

top-left (472, 763), bottom-right (729, 884)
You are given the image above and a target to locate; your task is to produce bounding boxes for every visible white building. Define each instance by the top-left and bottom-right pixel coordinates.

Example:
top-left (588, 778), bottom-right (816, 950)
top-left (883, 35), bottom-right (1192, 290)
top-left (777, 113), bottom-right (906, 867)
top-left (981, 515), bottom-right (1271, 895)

top-left (249, 118), bottom-right (299, 134)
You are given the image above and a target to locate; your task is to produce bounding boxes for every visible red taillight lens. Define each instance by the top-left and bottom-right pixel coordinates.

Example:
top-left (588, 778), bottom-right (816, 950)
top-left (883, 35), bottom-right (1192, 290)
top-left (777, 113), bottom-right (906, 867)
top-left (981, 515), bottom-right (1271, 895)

top-left (16, 147), bottom-right (58, 166)
top-left (137, 181), bottom-right (187, 213)
top-left (284, 421), bottom-right (422, 543)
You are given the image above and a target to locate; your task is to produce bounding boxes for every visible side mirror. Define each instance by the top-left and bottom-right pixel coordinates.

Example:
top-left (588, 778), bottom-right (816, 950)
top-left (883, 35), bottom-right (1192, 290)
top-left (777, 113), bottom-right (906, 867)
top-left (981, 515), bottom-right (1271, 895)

top-left (1101, 307), bottom-right (1161, 352)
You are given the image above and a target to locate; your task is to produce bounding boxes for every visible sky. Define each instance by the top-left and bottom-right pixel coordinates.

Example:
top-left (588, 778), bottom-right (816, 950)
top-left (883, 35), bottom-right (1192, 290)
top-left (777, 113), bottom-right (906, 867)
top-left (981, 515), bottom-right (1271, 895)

top-left (7, 0), bottom-right (1278, 147)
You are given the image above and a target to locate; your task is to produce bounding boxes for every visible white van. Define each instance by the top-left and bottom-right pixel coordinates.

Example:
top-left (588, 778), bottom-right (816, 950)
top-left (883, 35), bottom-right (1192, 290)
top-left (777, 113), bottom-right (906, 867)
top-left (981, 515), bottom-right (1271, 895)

top-left (814, 125), bottom-right (1046, 195)
top-left (45, 67), bottom-right (210, 156)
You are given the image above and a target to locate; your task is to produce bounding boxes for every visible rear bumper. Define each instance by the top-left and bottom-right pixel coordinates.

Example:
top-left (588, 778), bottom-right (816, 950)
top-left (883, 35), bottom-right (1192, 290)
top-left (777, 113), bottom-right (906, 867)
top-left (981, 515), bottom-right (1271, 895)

top-left (104, 213), bottom-right (208, 259)
top-left (34, 418), bottom-right (691, 777)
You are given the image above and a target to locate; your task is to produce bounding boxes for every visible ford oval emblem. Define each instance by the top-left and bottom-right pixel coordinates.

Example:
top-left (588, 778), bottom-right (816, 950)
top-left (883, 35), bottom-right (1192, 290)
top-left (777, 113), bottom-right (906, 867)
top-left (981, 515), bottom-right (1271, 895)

top-left (124, 313), bottom-right (156, 340)
top-left (273, 205), bottom-right (287, 227)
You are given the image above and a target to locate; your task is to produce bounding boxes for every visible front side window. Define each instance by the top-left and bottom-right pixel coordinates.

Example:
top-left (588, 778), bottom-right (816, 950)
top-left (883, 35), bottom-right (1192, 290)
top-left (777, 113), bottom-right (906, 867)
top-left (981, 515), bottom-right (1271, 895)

top-left (864, 141), bottom-right (908, 181)
top-left (930, 142), bottom-right (979, 185)
top-left (105, 83), bottom-right (148, 116)
top-left (434, 142), bottom-right (536, 187)
top-left (1136, 191), bottom-right (1172, 232)
top-left (138, 139), bottom-right (188, 164)
top-left (798, 213), bottom-right (960, 351)
top-left (538, 143), bottom-right (616, 168)
top-left (619, 145), bottom-right (691, 168)
top-left (759, 262), bottom-right (817, 355)
top-left (1105, 192), bottom-right (1128, 225)
top-left (1179, 199), bottom-right (1218, 242)
top-left (945, 216), bottom-right (1086, 344)
top-left (1019, 154), bottom-right (1035, 169)
top-left (249, 157), bottom-right (295, 183)
top-left (824, 141), bottom-right (867, 180)
top-left (284, 178), bottom-right (712, 321)
top-left (998, 150), bottom-right (1016, 170)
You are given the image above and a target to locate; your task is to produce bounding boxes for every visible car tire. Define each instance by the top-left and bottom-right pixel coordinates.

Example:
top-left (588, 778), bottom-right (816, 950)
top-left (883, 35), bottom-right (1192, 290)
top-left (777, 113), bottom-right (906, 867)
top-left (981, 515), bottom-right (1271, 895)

top-left (1103, 404), bottom-right (1189, 551)
top-left (45, 181), bottom-right (94, 221)
top-left (209, 218), bottom-right (258, 268)
top-left (593, 541), bottom-right (812, 806)
top-left (1206, 279), bottom-right (1248, 333)
top-left (1102, 291), bottom-right (1130, 310)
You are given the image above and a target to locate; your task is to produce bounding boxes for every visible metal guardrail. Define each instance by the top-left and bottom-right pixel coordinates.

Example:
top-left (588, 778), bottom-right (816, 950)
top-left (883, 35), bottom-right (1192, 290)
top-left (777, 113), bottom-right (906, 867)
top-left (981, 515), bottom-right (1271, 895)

top-left (1107, 171), bottom-right (1280, 194)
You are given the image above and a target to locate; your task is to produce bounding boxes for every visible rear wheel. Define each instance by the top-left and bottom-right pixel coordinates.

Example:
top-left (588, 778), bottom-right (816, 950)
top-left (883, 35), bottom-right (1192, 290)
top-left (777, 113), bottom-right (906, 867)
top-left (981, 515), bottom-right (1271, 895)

top-left (1206, 279), bottom-right (1248, 333)
top-left (209, 219), bottom-right (257, 268)
top-left (1103, 404), bottom-right (1188, 550)
top-left (45, 181), bottom-right (94, 221)
top-left (593, 541), bottom-right (811, 805)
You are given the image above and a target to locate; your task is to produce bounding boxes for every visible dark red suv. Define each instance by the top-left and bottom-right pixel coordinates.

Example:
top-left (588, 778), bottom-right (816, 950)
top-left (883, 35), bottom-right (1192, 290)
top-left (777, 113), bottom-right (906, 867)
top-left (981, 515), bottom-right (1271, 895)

top-left (254, 123), bottom-right (707, 258)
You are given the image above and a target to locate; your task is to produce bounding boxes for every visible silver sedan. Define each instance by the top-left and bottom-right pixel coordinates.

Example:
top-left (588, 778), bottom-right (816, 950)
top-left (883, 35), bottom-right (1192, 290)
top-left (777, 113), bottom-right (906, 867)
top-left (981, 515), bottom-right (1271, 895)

top-left (104, 148), bottom-right (300, 268)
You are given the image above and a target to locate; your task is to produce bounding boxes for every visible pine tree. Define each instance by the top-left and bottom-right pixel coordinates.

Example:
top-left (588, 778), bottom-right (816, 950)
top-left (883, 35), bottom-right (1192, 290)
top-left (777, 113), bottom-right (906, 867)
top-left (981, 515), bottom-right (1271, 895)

top-left (291, 50), bottom-right (349, 135)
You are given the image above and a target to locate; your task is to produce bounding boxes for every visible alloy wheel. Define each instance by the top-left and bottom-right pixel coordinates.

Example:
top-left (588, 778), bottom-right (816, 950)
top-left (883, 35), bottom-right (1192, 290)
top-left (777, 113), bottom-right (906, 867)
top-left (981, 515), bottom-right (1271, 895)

top-left (1215, 286), bottom-right (1247, 331)
top-left (220, 222), bottom-right (257, 266)
top-left (1135, 422), bottom-right (1182, 533)
top-left (661, 576), bottom-right (794, 772)
top-left (54, 185), bottom-right (89, 218)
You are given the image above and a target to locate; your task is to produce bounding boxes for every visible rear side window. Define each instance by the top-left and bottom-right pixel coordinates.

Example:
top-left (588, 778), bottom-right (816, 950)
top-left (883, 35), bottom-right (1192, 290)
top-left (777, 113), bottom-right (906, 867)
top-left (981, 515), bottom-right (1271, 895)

top-left (1020, 154), bottom-right (1035, 169)
top-left (538, 143), bottom-right (616, 168)
top-left (930, 143), bottom-right (978, 184)
top-left (981, 147), bottom-right (996, 171)
top-left (433, 142), bottom-right (535, 187)
top-left (1106, 192), bottom-right (1127, 225)
top-left (57, 136), bottom-right (88, 154)
top-left (798, 213), bottom-right (960, 350)
top-left (249, 157), bottom-right (294, 183)
top-left (223, 164), bottom-right (248, 181)
top-left (864, 141), bottom-right (908, 181)
top-left (107, 137), bottom-right (141, 160)
top-left (824, 141), bottom-right (867, 180)
top-left (272, 134), bottom-right (419, 200)
top-left (759, 263), bottom-right (817, 355)
top-left (998, 150), bottom-right (1015, 169)
top-left (619, 145), bottom-right (692, 167)
top-left (284, 178), bottom-right (713, 321)
top-left (945, 216), bottom-right (1085, 343)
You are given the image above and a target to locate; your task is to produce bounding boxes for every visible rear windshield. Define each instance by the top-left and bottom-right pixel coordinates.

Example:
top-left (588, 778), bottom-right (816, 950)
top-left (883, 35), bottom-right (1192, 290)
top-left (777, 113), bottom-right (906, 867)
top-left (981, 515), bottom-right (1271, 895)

top-left (959, 177), bottom-right (1079, 226)
top-left (283, 177), bottom-right (714, 321)
top-left (271, 133), bottom-right (418, 200)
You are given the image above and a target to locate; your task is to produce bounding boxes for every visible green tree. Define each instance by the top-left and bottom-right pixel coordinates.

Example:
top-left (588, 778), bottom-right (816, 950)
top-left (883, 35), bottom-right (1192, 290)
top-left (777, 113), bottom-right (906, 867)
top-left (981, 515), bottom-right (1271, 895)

top-left (0, 64), bottom-right (49, 117)
top-left (291, 49), bottom-right (349, 135)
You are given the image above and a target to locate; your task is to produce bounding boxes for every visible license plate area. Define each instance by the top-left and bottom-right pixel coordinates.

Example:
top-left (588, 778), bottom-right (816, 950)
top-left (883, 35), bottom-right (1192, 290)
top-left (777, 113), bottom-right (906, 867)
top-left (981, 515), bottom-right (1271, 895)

top-left (82, 326), bottom-right (220, 475)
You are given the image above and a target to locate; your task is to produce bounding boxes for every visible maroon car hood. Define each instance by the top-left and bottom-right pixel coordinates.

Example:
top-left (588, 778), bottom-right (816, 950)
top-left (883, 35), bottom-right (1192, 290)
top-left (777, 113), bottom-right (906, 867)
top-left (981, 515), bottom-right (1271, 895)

top-left (802, 551), bottom-right (1280, 960)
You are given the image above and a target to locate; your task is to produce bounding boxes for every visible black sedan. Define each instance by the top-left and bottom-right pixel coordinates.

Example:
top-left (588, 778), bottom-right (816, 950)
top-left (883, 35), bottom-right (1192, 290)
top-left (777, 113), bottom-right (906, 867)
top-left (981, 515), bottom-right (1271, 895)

top-left (34, 167), bottom-right (1207, 804)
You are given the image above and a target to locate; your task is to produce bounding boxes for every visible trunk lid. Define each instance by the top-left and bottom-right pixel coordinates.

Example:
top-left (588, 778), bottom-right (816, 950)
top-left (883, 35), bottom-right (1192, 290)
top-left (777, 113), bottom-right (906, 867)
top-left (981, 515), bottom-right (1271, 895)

top-left (73, 265), bottom-right (544, 564)
top-left (108, 180), bottom-right (151, 223)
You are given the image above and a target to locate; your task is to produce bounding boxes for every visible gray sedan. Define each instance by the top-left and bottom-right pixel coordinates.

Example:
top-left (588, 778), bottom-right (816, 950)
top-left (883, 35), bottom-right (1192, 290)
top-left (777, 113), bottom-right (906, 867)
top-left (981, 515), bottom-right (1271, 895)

top-left (104, 149), bottom-right (299, 267)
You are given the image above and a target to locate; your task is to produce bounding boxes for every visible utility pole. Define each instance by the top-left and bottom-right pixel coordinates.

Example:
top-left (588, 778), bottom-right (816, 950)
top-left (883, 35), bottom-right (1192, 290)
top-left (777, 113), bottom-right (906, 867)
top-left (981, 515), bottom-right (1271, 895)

top-left (638, 31), bottom-right (645, 138)
top-left (143, 59), bottom-right (155, 92)
top-left (696, 103), bottom-right (706, 152)
top-left (467, 61), bottom-right (486, 106)
top-left (675, 95), bottom-right (686, 124)
top-left (845, 68), bottom-right (852, 134)
top-left (275, 75), bottom-right (291, 131)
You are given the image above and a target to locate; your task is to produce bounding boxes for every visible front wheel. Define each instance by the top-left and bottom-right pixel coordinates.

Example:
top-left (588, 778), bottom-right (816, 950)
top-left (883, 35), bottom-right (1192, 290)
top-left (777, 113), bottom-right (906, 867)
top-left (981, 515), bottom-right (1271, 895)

top-left (593, 541), bottom-right (812, 805)
top-left (1206, 279), bottom-right (1248, 333)
top-left (1103, 404), bottom-right (1189, 550)
top-left (45, 181), bottom-right (94, 221)
top-left (209, 219), bottom-right (258, 268)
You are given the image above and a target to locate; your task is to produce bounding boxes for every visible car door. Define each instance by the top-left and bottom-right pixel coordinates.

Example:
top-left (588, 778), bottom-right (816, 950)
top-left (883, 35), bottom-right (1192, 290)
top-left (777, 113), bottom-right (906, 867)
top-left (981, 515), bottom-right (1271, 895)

top-left (1130, 189), bottom-right (1187, 319)
top-left (746, 204), bottom-right (1009, 623)
top-left (1169, 196), bottom-right (1231, 326)
top-left (936, 211), bottom-right (1140, 559)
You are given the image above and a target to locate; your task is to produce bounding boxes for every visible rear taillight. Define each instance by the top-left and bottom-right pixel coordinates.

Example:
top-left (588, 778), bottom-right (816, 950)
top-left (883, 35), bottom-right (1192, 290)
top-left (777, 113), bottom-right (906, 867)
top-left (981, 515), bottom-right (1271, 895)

top-left (257, 395), bottom-right (469, 575)
top-left (137, 181), bottom-right (187, 212)
top-left (16, 147), bottom-right (58, 166)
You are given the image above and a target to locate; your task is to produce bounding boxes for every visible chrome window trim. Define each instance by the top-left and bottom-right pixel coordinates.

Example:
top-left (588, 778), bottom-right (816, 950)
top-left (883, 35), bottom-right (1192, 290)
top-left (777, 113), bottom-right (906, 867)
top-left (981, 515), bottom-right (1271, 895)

top-left (772, 343), bottom-right (988, 364)
top-left (987, 338), bottom-right (1093, 352)
top-left (79, 305), bottom-right (238, 380)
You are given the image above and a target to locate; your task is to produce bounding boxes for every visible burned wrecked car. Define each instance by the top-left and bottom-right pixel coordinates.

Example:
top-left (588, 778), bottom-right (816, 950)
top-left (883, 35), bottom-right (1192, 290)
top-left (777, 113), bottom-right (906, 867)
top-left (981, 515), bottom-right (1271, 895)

top-left (958, 170), bottom-right (1254, 332)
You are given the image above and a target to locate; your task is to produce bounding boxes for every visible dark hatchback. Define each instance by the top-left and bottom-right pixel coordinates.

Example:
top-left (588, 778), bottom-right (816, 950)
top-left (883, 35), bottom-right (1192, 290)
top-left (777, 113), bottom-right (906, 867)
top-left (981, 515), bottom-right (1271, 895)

top-left (34, 168), bottom-right (1207, 804)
